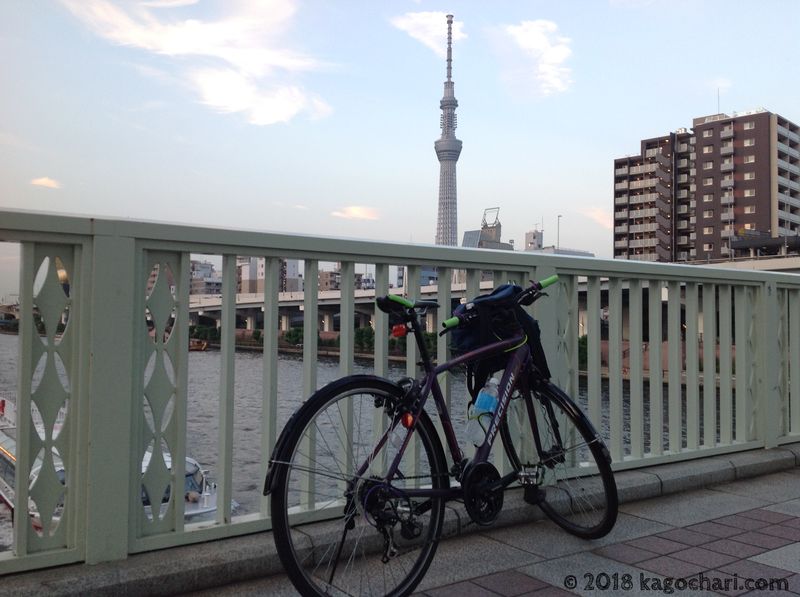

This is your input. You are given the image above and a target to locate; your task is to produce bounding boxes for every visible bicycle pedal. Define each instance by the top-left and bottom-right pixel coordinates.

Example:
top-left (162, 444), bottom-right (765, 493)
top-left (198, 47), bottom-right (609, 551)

top-left (517, 465), bottom-right (539, 486)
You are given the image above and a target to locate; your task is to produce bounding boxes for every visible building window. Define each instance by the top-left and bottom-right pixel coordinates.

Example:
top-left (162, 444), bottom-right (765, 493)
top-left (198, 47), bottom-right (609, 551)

top-left (744, 189), bottom-right (756, 197)
top-left (703, 210), bottom-right (713, 218)
top-left (703, 161), bottom-right (713, 170)
top-left (744, 138), bottom-right (755, 147)
top-left (703, 129), bottom-right (713, 138)
top-left (744, 223), bottom-right (755, 230)
top-left (744, 155), bottom-right (756, 163)
top-left (703, 177), bottom-right (713, 186)
top-left (744, 205), bottom-right (756, 214)
top-left (744, 121), bottom-right (755, 130)
top-left (744, 172), bottom-right (755, 180)
top-left (703, 193), bottom-right (714, 202)
top-left (703, 243), bottom-right (714, 251)
top-left (703, 145), bottom-right (713, 154)
top-left (703, 226), bottom-right (714, 234)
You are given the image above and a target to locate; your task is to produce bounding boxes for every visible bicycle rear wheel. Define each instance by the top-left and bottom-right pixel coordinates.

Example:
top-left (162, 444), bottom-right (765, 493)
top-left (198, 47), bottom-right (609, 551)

top-left (269, 375), bottom-right (448, 596)
top-left (501, 381), bottom-right (617, 539)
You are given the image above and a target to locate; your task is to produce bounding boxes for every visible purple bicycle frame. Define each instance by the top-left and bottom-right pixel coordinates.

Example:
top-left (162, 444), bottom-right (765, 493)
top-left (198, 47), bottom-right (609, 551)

top-left (356, 335), bottom-right (532, 499)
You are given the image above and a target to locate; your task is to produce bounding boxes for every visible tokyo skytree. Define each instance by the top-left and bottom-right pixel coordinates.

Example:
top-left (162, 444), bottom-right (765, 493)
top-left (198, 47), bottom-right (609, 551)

top-left (434, 14), bottom-right (462, 246)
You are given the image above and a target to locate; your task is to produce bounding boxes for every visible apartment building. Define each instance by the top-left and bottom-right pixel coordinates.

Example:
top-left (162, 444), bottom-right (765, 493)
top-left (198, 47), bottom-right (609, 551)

top-left (614, 109), bottom-right (800, 262)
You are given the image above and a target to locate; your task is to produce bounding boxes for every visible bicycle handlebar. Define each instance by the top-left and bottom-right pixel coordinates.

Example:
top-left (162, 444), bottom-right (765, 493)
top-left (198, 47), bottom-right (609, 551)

top-left (440, 275), bottom-right (559, 332)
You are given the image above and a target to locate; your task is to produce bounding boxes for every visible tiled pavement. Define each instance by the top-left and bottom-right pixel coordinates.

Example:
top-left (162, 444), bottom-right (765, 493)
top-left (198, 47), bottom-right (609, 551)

top-left (188, 467), bottom-right (800, 596)
top-left (413, 468), bottom-right (800, 597)
top-left (4, 450), bottom-right (799, 596)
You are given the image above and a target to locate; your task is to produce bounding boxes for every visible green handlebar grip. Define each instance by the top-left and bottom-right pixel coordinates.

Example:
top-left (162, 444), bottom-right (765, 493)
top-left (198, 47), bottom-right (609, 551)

top-left (388, 294), bottom-right (414, 308)
top-left (539, 274), bottom-right (559, 289)
top-left (442, 316), bottom-right (460, 329)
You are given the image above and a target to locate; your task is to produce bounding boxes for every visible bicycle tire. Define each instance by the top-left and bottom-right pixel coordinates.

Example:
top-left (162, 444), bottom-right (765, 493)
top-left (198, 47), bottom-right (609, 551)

top-left (270, 375), bottom-right (448, 596)
top-left (500, 380), bottom-right (618, 539)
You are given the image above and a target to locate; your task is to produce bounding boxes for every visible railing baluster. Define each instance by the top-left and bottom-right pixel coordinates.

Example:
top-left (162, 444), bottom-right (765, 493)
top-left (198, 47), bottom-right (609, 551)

top-left (436, 267), bottom-right (452, 452)
top-left (734, 286), bottom-right (751, 443)
top-left (780, 289), bottom-right (790, 438)
top-left (217, 254), bottom-right (236, 524)
top-left (406, 265), bottom-right (421, 479)
top-left (668, 281), bottom-right (682, 453)
top-left (260, 257), bottom-right (279, 517)
top-left (790, 289), bottom-right (800, 437)
top-left (685, 283), bottom-right (700, 450)
top-left (300, 259), bottom-right (318, 509)
top-left (338, 261), bottom-right (355, 489)
top-left (374, 264), bottom-right (390, 378)
top-left (587, 276), bottom-right (602, 427)
top-left (629, 279), bottom-right (644, 459)
top-left (719, 286), bottom-right (733, 445)
top-left (608, 277), bottom-right (623, 462)
top-left (648, 280), bottom-right (663, 456)
top-left (702, 283), bottom-right (717, 448)
top-left (372, 264), bottom-right (390, 472)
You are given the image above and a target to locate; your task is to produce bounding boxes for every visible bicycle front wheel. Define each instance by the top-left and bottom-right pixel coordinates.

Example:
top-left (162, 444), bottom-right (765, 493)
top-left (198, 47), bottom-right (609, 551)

top-left (501, 381), bottom-right (618, 539)
top-left (270, 375), bottom-right (448, 597)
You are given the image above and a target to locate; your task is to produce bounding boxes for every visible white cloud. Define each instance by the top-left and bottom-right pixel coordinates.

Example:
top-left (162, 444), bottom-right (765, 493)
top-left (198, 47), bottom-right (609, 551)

top-left (503, 20), bottom-right (572, 96)
top-left (31, 177), bottom-right (62, 189)
top-left (139, 0), bottom-right (199, 7)
top-left (579, 207), bottom-right (613, 230)
top-left (390, 12), bottom-right (466, 58)
top-left (331, 206), bottom-right (379, 221)
top-left (60, 0), bottom-right (330, 125)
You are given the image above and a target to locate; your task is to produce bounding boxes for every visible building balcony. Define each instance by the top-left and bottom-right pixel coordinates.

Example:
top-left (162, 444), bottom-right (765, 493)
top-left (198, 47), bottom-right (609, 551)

top-left (615, 196), bottom-right (629, 205)
top-left (721, 145), bottom-right (734, 156)
top-left (721, 228), bottom-right (734, 238)
top-left (615, 181), bottom-right (629, 190)
top-left (677, 219), bottom-right (689, 229)
top-left (721, 194), bottom-right (734, 205)
top-left (721, 161), bottom-right (734, 172)
top-left (677, 189), bottom-right (689, 199)
top-left (629, 179), bottom-right (657, 190)
top-left (690, 232), bottom-right (697, 241)
top-left (721, 210), bottom-right (734, 222)
top-left (677, 174), bottom-right (689, 184)
top-left (721, 176), bottom-right (734, 188)
top-left (720, 126), bottom-right (734, 139)
top-left (615, 167), bottom-right (629, 176)
top-left (677, 158), bottom-right (689, 168)
top-left (614, 240), bottom-right (629, 248)
top-left (614, 224), bottom-right (628, 233)
top-left (677, 205), bottom-right (688, 214)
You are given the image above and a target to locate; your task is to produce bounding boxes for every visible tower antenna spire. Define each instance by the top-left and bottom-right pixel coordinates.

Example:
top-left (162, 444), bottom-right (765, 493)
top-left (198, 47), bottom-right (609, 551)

top-left (434, 13), bottom-right (462, 247)
top-left (446, 14), bottom-right (453, 82)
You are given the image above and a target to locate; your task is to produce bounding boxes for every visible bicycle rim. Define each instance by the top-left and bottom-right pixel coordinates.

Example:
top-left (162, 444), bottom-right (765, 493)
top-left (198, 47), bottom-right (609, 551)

top-left (502, 384), bottom-right (617, 539)
top-left (271, 378), bottom-right (447, 596)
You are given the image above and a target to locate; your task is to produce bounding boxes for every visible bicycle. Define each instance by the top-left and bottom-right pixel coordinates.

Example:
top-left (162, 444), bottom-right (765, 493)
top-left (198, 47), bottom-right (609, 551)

top-left (265, 276), bottom-right (618, 596)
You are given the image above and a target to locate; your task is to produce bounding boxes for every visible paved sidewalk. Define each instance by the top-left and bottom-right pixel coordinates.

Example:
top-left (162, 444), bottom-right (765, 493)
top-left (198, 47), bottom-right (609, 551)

top-left (3, 445), bottom-right (800, 596)
top-left (185, 451), bottom-right (800, 596)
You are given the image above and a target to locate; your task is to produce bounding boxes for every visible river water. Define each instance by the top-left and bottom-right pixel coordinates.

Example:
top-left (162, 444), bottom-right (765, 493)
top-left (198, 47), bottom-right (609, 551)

top-left (0, 331), bottom-right (700, 553)
top-left (0, 333), bottom-right (473, 551)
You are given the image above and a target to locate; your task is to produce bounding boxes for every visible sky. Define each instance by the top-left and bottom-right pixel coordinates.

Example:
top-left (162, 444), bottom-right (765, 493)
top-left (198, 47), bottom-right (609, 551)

top-left (2, 0), bottom-right (800, 301)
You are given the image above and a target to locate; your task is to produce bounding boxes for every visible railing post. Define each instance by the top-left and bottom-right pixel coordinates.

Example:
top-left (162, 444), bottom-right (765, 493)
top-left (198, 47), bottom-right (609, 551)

top-left (756, 280), bottom-right (781, 448)
top-left (85, 234), bottom-right (135, 563)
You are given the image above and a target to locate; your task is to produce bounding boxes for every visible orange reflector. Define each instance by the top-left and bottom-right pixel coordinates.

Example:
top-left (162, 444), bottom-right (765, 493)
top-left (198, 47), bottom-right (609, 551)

top-left (401, 412), bottom-right (414, 429)
top-left (391, 324), bottom-right (408, 338)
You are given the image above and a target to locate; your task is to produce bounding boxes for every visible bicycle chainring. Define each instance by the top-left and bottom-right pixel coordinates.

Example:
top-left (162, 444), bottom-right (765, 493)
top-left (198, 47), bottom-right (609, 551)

top-left (462, 462), bottom-right (503, 526)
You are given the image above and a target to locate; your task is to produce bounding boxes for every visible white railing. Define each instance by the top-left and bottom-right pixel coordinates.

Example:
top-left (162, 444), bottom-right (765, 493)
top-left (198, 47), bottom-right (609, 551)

top-left (1, 209), bottom-right (799, 574)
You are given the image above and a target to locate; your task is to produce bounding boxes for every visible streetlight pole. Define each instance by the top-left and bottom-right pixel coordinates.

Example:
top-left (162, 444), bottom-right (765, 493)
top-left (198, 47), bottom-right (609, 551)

top-left (557, 214), bottom-right (562, 250)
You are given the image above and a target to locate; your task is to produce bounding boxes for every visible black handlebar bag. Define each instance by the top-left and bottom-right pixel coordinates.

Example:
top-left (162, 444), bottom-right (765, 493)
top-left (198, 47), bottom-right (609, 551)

top-left (450, 284), bottom-right (551, 400)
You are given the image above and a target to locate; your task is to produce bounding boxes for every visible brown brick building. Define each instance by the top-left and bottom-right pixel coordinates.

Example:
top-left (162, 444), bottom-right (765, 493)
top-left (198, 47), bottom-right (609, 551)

top-left (614, 109), bottom-right (800, 262)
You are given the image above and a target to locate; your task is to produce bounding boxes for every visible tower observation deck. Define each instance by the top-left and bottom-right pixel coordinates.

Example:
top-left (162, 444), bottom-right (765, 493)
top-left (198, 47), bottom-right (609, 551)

top-left (434, 14), bottom-right (462, 247)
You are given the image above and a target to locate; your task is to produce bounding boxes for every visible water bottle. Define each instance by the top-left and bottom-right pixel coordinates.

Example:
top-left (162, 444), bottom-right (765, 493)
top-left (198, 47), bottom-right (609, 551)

top-left (466, 378), bottom-right (499, 447)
